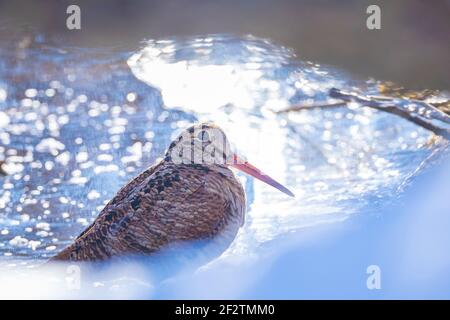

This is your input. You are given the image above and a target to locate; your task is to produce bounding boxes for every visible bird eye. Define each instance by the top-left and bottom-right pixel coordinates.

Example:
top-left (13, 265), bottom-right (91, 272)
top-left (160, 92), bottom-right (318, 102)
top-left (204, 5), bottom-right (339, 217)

top-left (197, 130), bottom-right (209, 142)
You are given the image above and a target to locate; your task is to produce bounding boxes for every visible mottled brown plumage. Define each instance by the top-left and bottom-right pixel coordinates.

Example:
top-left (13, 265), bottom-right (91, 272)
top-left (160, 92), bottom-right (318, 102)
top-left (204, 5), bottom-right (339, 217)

top-left (52, 123), bottom-right (245, 261)
top-left (51, 122), bottom-right (293, 262)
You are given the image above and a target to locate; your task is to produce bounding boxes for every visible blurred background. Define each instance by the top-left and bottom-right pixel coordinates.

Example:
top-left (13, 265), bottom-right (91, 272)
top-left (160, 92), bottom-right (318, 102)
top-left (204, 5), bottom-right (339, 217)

top-left (0, 0), bottom-right (449, 90)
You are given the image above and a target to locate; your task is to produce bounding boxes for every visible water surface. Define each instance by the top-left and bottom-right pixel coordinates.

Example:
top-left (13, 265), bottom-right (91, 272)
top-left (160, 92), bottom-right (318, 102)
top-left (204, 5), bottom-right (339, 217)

top-left (0, 34), bottom-right (448, 297)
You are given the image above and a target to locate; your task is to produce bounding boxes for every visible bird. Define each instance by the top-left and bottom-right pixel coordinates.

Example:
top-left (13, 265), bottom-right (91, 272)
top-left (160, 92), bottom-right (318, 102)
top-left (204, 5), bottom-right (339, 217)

top-left (51, 122), bottom-right (294, 262)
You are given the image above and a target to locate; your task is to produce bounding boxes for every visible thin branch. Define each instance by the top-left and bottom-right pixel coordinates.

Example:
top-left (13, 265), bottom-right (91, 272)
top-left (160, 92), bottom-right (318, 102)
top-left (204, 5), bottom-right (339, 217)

top-left (277, 89), bottom-right (450, 140)
top-left (276, 101), bottom-right (347, 113)
top-left (328, 88), bottom-right (450, 140)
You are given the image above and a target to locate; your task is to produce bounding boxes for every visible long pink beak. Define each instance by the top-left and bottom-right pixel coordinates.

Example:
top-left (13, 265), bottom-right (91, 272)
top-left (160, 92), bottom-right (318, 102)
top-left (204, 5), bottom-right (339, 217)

top-left (231, 154), bottom-right (295, 197)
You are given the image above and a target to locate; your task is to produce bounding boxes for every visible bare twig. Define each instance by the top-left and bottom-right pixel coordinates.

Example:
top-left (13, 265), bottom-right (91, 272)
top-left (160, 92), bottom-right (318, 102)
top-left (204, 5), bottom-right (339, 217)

top-left (328, 88), bottom-right (450, 140)
top-left (276, 88), bottom-right (450, 140)
top-left (276, 101), bottom-right (347, 113)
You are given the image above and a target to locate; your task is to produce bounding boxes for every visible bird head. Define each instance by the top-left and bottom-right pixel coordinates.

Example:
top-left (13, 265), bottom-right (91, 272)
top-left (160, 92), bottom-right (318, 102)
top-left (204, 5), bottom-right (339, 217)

top-left (165, 122), bottom-right (295, 197)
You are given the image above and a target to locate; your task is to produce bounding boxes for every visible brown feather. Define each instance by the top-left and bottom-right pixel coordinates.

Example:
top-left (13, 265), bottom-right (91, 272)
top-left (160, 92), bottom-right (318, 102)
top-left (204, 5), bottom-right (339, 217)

top-left (51, 123), bottom-right (246, 262)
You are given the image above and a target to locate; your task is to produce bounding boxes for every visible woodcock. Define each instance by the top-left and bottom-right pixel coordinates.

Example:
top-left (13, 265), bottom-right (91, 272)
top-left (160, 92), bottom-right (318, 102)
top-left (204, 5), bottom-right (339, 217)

top-left (51, 123), bottom-right (294, 262)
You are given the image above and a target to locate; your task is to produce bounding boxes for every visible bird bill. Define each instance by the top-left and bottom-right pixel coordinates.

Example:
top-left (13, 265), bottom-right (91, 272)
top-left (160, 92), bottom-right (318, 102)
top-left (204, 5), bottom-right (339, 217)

top-left (231, 154), bottom-right (295, 197)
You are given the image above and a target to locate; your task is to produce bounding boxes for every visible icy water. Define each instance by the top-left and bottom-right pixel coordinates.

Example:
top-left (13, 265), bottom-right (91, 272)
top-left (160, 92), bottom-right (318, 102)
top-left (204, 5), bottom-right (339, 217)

top-left (0, 34), bottom-right (449, 297)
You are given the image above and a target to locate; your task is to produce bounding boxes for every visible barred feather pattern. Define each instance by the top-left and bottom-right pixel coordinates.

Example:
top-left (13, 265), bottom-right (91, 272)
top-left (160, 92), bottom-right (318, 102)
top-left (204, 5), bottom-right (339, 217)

top-left (51, 159), bottom-right (246, 262)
